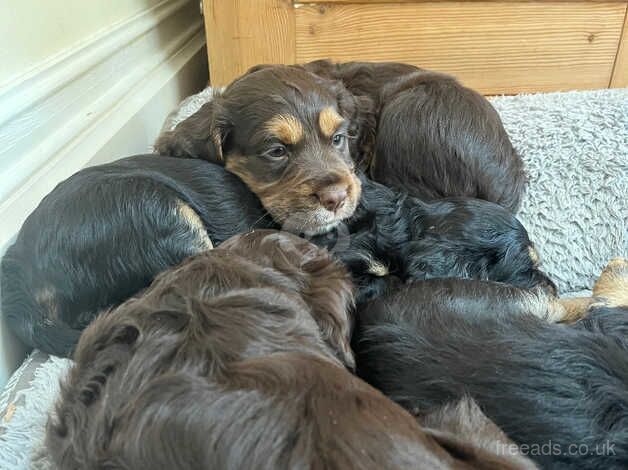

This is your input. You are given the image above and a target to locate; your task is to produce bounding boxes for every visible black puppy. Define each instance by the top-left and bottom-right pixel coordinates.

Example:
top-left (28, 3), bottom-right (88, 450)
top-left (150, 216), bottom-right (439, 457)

top-left (1, 155), bottom-right (275, 356)
top-left (2, 157), bottom-right (550, 356)
top-left (318, 176), bottom-right (555, 302)
top-left (354, 278), bottom-right (628, 469)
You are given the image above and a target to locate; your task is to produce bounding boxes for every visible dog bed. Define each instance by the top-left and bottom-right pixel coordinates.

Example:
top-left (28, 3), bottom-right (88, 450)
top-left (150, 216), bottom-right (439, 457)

top-left (0, 87), bottom-right (626, 469)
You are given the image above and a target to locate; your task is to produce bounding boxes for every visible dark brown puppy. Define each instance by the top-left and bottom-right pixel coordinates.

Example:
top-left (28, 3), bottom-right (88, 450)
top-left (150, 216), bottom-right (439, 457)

top-left (155, 66), bottom-right (365, 235)
top-left (47, 230), bottom-right (533, 470)
top-left (303, 60), bottom-right (526, 212)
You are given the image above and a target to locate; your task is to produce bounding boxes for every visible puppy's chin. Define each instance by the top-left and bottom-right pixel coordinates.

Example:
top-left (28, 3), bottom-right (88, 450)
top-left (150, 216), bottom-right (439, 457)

top-left (263, 174), bottom-right (361, 235)
top-left (302, 221), bottom-right (341, 237)
top-left (279, 209), bottom-right (339, 236)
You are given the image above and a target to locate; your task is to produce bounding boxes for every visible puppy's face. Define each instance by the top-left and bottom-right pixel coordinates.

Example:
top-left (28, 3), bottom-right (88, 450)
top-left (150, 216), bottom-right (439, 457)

top-left (158, 66), bottom-right (362, 235)
top-left (222, 67), bottom-right (362, 235)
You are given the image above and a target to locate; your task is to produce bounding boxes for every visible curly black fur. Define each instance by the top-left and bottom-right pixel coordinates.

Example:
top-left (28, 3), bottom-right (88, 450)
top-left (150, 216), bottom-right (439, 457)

top-left (318, 176), bottom-right (555, 303)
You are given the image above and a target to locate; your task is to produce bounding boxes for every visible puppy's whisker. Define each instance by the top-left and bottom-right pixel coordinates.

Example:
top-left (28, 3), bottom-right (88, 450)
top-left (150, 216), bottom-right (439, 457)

top-left (249, 210), bottom-right (272, 230)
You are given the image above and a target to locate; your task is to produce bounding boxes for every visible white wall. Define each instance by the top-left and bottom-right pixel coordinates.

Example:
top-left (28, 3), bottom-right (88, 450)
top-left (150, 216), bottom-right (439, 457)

top-left (0, 0), bottom-right (163, 86)
top-left (0, 0), bottom-right (209, 386)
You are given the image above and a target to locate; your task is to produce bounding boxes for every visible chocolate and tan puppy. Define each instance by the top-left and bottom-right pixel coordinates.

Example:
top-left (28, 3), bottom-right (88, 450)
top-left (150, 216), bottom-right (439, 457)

top-left (156, 65), bottom-right (367, 235)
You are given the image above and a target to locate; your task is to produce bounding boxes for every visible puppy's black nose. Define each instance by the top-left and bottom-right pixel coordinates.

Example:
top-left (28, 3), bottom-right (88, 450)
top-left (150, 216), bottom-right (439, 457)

top-left (317, 187), bottom-right (348, 212)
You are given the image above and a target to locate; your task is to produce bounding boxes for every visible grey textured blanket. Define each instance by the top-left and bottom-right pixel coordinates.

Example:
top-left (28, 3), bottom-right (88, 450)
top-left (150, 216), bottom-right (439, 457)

top-left (492, 89), bottom-right (627, 293)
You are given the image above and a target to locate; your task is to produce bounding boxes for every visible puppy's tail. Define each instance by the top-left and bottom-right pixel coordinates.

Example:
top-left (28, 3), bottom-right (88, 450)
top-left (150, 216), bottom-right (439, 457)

top-left (1, 254), bottom-right (81, 358)
top-left (1, 292), bottom-right (82, 358)
top-left (1, 298), bottom-right (82, 358)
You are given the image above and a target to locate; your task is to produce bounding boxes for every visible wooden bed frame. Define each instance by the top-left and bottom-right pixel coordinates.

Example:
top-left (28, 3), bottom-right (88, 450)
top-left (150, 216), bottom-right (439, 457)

top-left (203, 0), bottom-right (628, 95)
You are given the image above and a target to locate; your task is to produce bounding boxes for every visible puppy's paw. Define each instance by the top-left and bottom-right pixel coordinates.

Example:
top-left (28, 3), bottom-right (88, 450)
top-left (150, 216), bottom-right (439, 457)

top-left (593, 257), bottom-right (628, 307)
top-left (555, 297), bottom-right (597, 323)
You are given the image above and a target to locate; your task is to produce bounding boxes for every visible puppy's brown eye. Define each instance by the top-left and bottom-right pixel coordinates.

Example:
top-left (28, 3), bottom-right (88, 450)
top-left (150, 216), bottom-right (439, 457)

top-left (264, 145), bottom-right (287, 159)
top-left (332, 133), bottom-right (346, 148)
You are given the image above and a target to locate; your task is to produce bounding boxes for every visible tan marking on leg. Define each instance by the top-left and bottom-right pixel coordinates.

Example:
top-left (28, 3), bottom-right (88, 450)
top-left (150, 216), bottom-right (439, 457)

top-left (528, 246), bottom-right (540, 267)
top-left (593, 257), bottom-right (628, 307)
top-left (3, 403), bottom-right (16, 423)
top-left (420, 397), bottom-right (523, 455)
top-left (34, 286), bottom-right (59, 323)
top-left (517, 287), bottom-right (565, 323)
top-left (318, 107), bottom-right (344, 138)
top-left (367, 260), bottom-right (389, 277)
top-left (556, 297), bottom-right (598, 323)
top-left (176, 201), bottom-right (213, 251)
top-left (265, 114), bottom-right (303, 145)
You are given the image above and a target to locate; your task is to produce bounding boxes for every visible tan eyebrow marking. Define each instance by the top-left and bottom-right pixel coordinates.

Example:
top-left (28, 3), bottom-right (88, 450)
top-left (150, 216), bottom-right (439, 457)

top-left (265, 114), bottom-right (304, 145)
top-left (318, 107), bottom-right (344, 138)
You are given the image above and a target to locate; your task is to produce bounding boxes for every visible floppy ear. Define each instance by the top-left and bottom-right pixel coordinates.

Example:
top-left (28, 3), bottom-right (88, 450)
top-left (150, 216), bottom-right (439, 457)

top-left (154, 98), bottom-right (230, 164)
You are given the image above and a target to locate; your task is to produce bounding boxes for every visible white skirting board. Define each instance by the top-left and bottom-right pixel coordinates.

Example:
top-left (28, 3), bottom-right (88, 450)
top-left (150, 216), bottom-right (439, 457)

top-left (0, 0), bottom-right (209, 386)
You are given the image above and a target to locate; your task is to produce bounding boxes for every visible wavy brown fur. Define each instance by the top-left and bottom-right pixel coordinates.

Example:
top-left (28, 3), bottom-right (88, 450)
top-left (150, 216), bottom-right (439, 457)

top-left (47, 230), bottom-right (533, 470)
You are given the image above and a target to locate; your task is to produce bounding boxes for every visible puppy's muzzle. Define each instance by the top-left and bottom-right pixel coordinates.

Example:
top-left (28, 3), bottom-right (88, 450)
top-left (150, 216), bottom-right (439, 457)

top-left (316, 185), bottom-right (348, 213)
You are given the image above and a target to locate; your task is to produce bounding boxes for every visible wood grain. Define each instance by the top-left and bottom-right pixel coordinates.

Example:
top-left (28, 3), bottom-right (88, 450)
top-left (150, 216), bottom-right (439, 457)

top-left (610, 6), bottom-right (628, 86)
top-left (204, 0), bottom-right (295, 86)
top-left (295, 2), bottom-right (626, 94)
top-left (295, 0), bottom-right (627, 3)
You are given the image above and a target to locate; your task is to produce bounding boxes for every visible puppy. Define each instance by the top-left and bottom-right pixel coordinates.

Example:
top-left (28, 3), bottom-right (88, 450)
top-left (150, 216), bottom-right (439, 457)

top-left (302, 60), bottom-right (526, 212)
top-left (46, 230), bottom-right (527, 470)
top-left (0, 155), bottom-right (275, 356)
top-left (354, 262), bottom-right (628, 469)
top-left (317, 176), bottom-right (555, 303)
top-left (155, 64), bottom-right (365, 235)
top-left (403, 196), bottom-right (553, 292)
